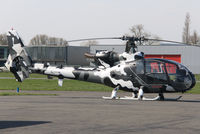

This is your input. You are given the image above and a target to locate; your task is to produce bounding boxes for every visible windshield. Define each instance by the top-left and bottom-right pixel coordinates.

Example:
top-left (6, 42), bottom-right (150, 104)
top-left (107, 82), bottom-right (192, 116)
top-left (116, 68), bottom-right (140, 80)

top-left (160, 60), bottom-right (192, 90)
top-left (145, 59), bottom-right (193, 90)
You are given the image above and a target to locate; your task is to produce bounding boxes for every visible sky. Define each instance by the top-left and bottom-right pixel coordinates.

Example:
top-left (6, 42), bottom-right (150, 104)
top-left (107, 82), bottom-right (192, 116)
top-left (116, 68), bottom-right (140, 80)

top-left (0, 0), bottom-right (200, 45)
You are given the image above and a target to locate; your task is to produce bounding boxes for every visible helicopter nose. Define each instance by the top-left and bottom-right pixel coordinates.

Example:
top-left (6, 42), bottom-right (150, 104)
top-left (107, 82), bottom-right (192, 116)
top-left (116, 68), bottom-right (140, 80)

top-left (174, 70), bottom-right (195, 92)
top-left (188, 72), bottom-right (196, 89)
top-left (183, 72), bottom-right (196, 91)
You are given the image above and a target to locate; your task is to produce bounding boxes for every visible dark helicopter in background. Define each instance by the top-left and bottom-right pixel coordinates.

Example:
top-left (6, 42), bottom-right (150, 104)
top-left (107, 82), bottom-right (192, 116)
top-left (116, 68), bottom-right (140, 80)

top-left (5, 29), bottom-right (196, 101)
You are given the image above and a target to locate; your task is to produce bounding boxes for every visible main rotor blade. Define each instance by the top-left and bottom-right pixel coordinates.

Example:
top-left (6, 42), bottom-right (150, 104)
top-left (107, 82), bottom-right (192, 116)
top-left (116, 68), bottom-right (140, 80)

top-left (145, 38), bottom-right (190, 45)
top-left (67, 36), bottom-right (191, 45)
top-left (67, 37), bottom-right (121, 42)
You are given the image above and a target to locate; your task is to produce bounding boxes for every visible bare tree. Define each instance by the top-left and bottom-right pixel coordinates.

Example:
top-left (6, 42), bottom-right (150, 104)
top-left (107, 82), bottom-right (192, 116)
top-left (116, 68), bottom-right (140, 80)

top-left (190, 30), bottom-right (198, 45)
top-left (130, 24), bottom-right (161, 45)
top-left (29, 34), bottom-right (68, 46)
top-left (182, 13), bottom-right (191, 44)
top-left (130, 24), bottom-right (144, 37)
top-left (0, 33), bottom-right (8, 45)
top-left (80, 40), bottom-right (98, 46)
top-left (29, 34), bottom-right (48, 45)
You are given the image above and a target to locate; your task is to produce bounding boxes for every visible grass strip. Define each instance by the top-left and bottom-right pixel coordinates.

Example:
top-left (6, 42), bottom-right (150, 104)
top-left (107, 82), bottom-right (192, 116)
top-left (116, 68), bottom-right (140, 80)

top-left (0, 92), bottom-right (57, 96)
top-left (0, 79), bottom-right (113, 91)
top-left (0, 72), bottom-right (199, 93)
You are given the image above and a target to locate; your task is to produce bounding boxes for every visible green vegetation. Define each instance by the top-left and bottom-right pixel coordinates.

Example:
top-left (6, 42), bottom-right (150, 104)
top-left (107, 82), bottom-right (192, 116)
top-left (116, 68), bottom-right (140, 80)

top-left (187, 85), bottom-right (200, 94)
top-left (195, 74), bottom-right (200, 81)
top-left (0, 92), bottom-right (57, 96)
top-left (0, 72), bottom-right (112, 91)
top-left (187, 74), bottom-right (200, 94)
top-left (0, 72), bottom-right (199, 93)
top-left (0, 72), bottom-right (47, 78)
top-left (0, 79), bottom-right (112, 91)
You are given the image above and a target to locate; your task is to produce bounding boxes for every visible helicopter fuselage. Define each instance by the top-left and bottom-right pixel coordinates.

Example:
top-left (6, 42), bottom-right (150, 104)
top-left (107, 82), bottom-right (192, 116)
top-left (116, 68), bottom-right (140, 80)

top-left (33, 57), bottom-right (195, 93)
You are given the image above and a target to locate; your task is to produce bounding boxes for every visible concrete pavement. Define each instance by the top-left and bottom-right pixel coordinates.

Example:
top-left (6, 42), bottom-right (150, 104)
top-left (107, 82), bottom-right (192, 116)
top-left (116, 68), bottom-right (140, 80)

top-left (0, 91), bottom-right (200, 134)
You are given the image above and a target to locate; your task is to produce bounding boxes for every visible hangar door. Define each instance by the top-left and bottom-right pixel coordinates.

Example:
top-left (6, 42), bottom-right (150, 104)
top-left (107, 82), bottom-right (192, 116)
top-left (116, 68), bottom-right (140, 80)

top-left (145, 55), bottom-right (181, 63)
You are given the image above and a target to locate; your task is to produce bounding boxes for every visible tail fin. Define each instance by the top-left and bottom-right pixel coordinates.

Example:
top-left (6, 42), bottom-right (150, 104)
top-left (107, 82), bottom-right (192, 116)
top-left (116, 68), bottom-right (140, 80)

top-left (5, 29), bottom-right (32, 82)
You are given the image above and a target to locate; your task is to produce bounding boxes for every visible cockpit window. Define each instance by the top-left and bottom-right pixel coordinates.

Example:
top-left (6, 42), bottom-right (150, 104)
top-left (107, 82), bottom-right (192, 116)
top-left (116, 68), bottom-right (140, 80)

top-left (165, 63), bottom-right (177, 74)
top-left (145, 60), bottom-right (168, 84)
top-left (145, 60), bottom-right (178, 74)
top-left (136, 60), bottom-right (144, 74)
top-left (163, 62), bottom-right (178, 81)
top-left (145, 61), bottom-right (165, 73)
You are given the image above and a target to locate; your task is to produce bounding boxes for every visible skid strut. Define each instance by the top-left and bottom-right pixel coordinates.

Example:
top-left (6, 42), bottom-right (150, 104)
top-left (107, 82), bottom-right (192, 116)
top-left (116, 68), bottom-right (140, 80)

top-left (102, 85), bottom-right (120, 99)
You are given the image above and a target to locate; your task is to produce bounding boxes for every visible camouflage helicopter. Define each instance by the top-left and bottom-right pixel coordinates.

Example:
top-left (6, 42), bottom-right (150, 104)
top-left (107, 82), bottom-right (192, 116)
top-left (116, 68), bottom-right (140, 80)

top-left (5, 29), bottom-right (196, 101)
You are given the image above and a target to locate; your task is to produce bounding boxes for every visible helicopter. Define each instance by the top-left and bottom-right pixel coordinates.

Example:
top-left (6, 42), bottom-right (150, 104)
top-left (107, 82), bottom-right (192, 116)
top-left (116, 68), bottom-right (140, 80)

top-left (5, 29), bottom-right (196, 101)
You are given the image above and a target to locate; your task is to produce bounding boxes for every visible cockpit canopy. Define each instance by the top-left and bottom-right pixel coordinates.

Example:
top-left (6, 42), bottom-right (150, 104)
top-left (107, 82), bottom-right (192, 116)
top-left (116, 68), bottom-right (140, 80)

top-left (129, 58), bottom-right (194, 91)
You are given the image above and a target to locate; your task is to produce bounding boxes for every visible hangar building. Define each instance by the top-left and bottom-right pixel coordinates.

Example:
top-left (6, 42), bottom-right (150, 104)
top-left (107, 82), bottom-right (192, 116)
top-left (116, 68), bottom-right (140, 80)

top-left (25, 46), bottom-right (89, 66)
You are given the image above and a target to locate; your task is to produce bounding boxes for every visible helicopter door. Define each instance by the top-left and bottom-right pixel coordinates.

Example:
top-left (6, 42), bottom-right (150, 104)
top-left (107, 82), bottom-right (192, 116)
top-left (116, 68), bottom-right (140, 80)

top-left (145, 60), bottom-right (168, 85)
top-left (164, 62), bottom-right (178, 81)
top-left (164, 62), bottom-right (181, 88)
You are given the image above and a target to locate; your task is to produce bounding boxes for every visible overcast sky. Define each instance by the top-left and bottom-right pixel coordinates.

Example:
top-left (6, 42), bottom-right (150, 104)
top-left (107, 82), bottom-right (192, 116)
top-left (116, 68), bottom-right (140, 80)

top-left (0, 0), bottom-right (200, 45)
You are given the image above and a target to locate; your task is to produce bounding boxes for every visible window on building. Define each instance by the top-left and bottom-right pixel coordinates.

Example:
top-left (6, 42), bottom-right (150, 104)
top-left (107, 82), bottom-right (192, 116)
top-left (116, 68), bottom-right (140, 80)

top-left (0, 49), bottom-right (4, 59)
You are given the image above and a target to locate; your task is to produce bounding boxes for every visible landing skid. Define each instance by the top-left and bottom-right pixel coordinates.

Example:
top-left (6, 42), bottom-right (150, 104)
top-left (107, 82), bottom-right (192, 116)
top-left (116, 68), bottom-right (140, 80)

top-left (102, 96), bottom-right (120, 100)
top-left (102, 86), bottom-right (182, 101)
top-left (162, 96), bottom-right (182, 101)
top-left (102, 95), bottom-right (182, 101)
top-left (122, 96), bottom-right (161, 101)
top-left (102, 96), bottom-right (160, 101)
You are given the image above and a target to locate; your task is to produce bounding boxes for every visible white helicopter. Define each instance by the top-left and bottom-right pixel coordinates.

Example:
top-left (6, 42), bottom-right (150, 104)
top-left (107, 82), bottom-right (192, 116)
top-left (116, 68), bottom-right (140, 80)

top-left (5, 29), bottom-right (196, 101)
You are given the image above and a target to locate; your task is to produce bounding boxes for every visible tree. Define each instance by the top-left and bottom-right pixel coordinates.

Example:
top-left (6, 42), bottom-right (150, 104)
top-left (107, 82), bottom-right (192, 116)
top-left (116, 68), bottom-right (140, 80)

top-left (190, 30), bottom-right (199, 45)
top-left (182, 13), bottom-right (191, 44)
top-left (29, 34), bottom-right (68, 46)
top-left (80, 40), bottom-right (98, 46)
top-left (130, 24), bottom-right (150, 38)
top-left (0, 33), bottom-right (8, 45)
top-left (130, 24), bottom-right (161, 45)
